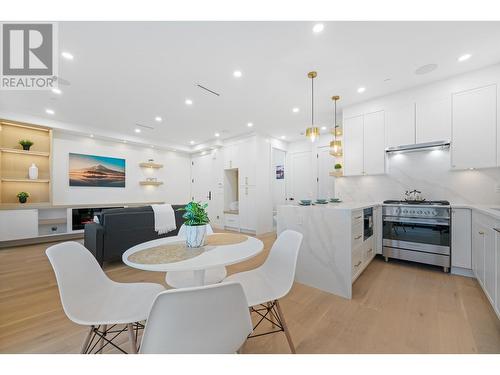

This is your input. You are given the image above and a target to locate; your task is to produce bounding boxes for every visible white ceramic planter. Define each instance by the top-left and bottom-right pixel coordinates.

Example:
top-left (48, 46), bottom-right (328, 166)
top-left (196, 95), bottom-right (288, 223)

top-left (185, 224), bottom-right (207, 248)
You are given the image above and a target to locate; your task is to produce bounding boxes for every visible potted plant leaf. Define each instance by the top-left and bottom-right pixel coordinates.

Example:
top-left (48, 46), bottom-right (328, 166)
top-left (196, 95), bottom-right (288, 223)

top-left (17, 191), bottom-right (30, 204)
top-left (19, 139), bottom-right (34, 151)
top-left (177, 201), bottom-right (210, 248)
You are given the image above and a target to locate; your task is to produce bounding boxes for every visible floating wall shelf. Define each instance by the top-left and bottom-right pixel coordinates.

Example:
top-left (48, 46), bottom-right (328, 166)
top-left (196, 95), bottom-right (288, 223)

top-left (139, 181), bottom-right (164, 186)
top-left (1, 178), bottom-right (50, 183)
top-left (139, 162), bottom-right (163, 169)
top-left (0, 148), bottom-right (50, 157)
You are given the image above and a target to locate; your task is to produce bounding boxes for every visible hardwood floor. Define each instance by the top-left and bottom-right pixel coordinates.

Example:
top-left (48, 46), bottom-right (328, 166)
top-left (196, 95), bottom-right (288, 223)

top-left (1, 232), bottom-right (499, 354)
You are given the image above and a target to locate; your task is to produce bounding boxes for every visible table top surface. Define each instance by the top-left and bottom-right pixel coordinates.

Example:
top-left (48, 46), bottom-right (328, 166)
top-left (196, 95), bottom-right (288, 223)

top-left (122, 233), bottom-right (263, 272)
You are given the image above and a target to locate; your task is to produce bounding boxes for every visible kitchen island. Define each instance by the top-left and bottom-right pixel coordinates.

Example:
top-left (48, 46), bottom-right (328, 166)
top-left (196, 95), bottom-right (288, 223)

top-left (277, 202), bottom-right (381, 299)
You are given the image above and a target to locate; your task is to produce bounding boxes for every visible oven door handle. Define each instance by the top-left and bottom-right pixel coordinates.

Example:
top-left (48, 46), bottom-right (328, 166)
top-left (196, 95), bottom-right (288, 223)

top-left (383, 217), bottom-right (450, 226)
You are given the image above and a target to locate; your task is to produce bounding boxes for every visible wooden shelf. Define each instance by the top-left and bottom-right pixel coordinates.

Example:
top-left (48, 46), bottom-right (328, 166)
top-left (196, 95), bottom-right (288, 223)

top-left (329, 171), bottom-right (343, 177)
top-left (39, 218), bottom-right (67, 225)
top-left (139, 162), bottom-right (163, 169)
top-left (1, 178), bottom-right (50, 183)
top-left (139, 181), bottom-right (164, 186)
top-left (0, 148), bottom-right (50, 157)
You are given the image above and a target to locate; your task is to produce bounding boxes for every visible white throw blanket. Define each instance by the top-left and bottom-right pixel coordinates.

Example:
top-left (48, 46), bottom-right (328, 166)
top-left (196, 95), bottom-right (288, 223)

top-left (151, 204), bottom-right (177, 235)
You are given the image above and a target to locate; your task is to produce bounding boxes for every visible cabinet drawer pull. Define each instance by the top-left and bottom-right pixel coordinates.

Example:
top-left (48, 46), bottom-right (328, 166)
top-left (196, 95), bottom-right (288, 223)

top-left (478, 231), bottom-right (485, 235)
top-left (367, 248), bottom-right (373, 253)
top-left (354, 216), bottom-right (362, 219)
top-left (354, 235), bottom-right (362, 240)
top-left (355, 261), bottom-right (362, 267)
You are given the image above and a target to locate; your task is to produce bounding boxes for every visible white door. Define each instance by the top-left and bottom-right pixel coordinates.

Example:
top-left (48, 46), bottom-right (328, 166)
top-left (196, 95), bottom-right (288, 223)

top-left (452, 84), bottom-right (497, 169)
top-left (191, 153), bottom-right (216, 220)
top-left (317, 146), bottom-right (334, 199)
top-left (416, 96), bottom-right (452, 143)
top-left (343, 115), bottom-right (364, 176)
top-left (472, 217), bottom-right (486, 285)
top-left (385, 102), bottom-right (415, 148)
top-left (484, 227), bottom-right (496, 303)
top-left (271, 148), bottom-right (287, 210)
top-left (239, 185), bottom-right (256, 231)
top-left (363, 111), bottom-right (385, 175)
top-left (289, 151), bottom-right (313, 201)
top-left (451, 208), bottom-right (472, 269)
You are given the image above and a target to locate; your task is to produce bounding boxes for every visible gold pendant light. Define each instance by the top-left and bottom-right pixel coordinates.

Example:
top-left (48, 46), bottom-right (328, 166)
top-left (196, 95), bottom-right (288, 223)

top-left (330, 95), bottom-right (343, 157)
top-left (305, 71), bottom-right (320, 142)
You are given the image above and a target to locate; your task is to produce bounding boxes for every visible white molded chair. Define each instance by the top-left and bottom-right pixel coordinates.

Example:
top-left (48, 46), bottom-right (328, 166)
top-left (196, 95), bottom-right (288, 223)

top-left (166, 224), bottom-right (227, 288)
top-left (140, 282), bottom-right (252, 354)
top-left (223, 229), bottom-right (303, 353)
top-left (46, 241), bottom-right (165, 354)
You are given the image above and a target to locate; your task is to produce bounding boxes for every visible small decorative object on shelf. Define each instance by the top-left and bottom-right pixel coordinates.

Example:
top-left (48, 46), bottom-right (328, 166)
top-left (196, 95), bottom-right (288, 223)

top-left (177, 201), bottom-right (210, 248)
top-left (17, 191), bottom-right (30, 204)
top-left (28, 163), bottom-right (39, 180)
top-left (19, 139), bottom-right (34, 151)
top-left (331, 163), bottom-right (343, 177)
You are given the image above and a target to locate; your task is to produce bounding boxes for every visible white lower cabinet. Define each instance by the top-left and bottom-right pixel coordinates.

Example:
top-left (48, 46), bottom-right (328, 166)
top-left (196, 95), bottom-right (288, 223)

top-left (0, 209), bottom-right (38, 241)
top-left (374, 206), bottom-right (383, 254)
top-left (451, 208), bottom-right (472, 269)
top-left (472, 211), bottom-right (500, 318)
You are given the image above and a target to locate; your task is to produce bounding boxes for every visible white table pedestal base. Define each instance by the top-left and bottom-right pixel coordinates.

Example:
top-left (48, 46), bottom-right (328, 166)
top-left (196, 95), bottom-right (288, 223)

top-left (165, 266), bottom-right (227, 288)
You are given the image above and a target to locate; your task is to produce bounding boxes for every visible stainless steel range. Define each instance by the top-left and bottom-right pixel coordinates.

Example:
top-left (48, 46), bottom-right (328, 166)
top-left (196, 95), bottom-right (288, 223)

top-left (382, 199), bottom-right (451, 272)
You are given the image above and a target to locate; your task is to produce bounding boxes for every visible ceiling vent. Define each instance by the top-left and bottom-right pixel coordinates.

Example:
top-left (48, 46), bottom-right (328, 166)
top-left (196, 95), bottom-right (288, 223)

top-left (136, 123), bottom-right (154, 130)
top-left (196, 83), bottom-right (220, 96)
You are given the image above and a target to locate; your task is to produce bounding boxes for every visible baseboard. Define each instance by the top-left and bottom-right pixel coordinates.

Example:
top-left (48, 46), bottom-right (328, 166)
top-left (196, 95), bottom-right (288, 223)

top-left (450, 267), bottom-right (474, 278)
top-left (0, 232), bottom-right (84, 249)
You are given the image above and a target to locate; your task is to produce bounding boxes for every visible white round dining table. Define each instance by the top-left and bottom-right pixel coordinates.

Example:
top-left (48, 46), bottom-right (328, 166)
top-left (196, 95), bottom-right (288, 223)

top-left (122, 234), bottom-right (264, 287)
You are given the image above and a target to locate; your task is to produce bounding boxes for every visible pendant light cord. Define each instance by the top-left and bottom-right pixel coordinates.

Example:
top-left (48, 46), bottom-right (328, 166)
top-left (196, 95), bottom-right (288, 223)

top-left (311, 76), bottom-right (314, 126)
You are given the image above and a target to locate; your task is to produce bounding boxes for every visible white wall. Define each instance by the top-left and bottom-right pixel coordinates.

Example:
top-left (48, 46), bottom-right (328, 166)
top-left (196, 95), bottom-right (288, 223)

top-left (52, 132), bottom-right (191, 205)
top-left (335, 149), bottom-right (500, 204)
top-left (271, 148), bottom-right (286, 210)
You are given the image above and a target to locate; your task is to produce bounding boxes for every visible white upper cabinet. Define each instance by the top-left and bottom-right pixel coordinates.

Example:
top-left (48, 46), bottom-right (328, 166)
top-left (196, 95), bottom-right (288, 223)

top-left (343, 115), bottom-right (364, 176)
top-left (363, 111), bottom-right (385, 175)
top-left (452, 84), bottom-right (497, 170)
top-left (416, 96), bottom-right (452, 143)
top-left (238, 139), bottom-right (256, 186)
top-left (385, 102), bottom-right (416, 148)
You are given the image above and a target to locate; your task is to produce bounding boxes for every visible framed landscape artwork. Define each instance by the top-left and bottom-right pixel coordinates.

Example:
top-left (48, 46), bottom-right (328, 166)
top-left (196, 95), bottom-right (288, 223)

top-left (69, 153), bottom-right (126, 187)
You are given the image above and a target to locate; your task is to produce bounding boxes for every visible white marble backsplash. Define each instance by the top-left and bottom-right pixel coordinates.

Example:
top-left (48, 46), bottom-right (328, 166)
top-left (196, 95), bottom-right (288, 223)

top-left (335, 148), bottom-right (500, 205)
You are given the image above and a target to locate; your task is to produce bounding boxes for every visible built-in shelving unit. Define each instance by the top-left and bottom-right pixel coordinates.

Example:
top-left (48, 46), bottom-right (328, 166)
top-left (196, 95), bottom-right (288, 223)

top-left (139, 181), bottom-right (163, 186)
top-left (139, 162), bottom-right (163, 169)
top-left (0, 120), bottom-right (52, 204)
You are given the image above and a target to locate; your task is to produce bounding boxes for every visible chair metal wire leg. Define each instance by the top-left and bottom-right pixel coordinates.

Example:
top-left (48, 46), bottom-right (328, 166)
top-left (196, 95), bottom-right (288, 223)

top-left (275, 300), bottom-right (296, 354)
top-left (80, 326), bottom-right (94, 354)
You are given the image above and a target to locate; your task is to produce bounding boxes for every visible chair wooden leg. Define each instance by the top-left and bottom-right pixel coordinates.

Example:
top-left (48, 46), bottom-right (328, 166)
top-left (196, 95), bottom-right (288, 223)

top-left (275, 300), bottom-right (296, 354)
top-left (127, 323), bottom-right (138, 354)
top-left (268, 302), bottom-right (276, 328)
top-left (98, 324), bottom-right (107, 354)
top-left (80, 325), bottom-right (94, 354)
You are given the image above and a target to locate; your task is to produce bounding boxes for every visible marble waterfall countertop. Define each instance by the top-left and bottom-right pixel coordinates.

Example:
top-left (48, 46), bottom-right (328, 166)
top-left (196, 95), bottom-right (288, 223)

top-left (284, 202), bottom-right (381, 210)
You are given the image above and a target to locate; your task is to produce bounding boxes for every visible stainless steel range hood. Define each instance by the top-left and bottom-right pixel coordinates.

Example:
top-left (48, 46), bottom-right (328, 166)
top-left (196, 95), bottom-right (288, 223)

top-left (385, 140), bottom-right (450, 153)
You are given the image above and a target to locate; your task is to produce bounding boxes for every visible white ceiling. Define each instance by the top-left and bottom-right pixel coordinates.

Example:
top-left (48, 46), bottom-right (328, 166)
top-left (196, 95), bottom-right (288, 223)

top-left (2, 21), bottom-right (500, 150)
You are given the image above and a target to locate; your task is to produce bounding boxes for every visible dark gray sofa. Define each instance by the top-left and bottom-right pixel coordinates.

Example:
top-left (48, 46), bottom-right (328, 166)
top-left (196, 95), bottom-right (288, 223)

top-left (84, 205), bottom-right (185, 266)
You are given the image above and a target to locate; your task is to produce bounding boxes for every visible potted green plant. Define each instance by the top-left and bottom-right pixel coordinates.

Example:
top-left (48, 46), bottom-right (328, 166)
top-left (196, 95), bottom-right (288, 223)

top-left (334, 163), bottom-right (343, 177)
top-left (16, 191), bottom-right (30, 204)
top-left (177, 201), bottom-right (210, 248)
top-left (19, 139), bottom-right (34, 151)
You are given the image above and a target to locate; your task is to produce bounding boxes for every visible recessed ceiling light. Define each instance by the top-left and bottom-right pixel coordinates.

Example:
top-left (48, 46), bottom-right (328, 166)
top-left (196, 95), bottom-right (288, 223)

top-left (280, 136), bottom-right (286, 139)
top-left (201, 151), bottom-right (207, 155)
top-left (51, 88), bottom-right (62, 95)
top-left (312, 23), bottom-right (324, 33)
top-left (415, 64), bottom-right (438, 75)
top-left (190, 140), bottom-right (195, 145)
top-left (185, 99), bottom-right (193, 105)
top-left (215, 132), bottom-right (220, 137)
top-left (155, 116), bottom-right (162, 122)
top-left (45, 109), bottom-right (54, 115)
top-left (135, 128), bottom-right (141, 133)
top-left (292, 107), bottom-right (300, 113)
top-left (458, 53), bottom-right (471, 62)
top-left (247, 122), bottom-right (253, 127)
top-left (233, 70), bottom-right (242, 78)
top-left (90, 134), bottom-right (94, 138)
top-left (151, 145), bottom-right (154, 148)
top-left (61, 52), bottom-right (74, 60)
top-left (321, 126), bottom-right (327, 130)
top-left (123, 140), bottom-right (127, 143)
top-left (357, 87), bottom-right (366, 93)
